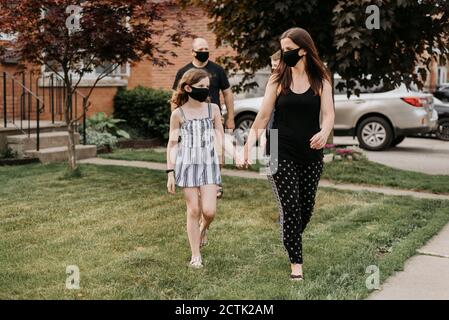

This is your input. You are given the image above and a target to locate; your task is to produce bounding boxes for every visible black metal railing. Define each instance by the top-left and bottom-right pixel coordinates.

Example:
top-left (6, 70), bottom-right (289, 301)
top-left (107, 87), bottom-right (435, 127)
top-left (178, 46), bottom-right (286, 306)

top-left (0, 70), bottom-right (88, 151)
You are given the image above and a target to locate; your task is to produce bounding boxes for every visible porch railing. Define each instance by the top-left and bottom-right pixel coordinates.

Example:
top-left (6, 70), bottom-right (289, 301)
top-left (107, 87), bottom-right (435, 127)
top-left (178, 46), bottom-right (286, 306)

top-left (1, 70), bottom-right (88, 151)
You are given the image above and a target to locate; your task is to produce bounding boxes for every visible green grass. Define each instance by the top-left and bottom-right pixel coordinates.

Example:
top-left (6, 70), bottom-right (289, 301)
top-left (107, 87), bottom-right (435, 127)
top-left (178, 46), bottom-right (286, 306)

top-left (1, 163), bottom-right (449, 299)
top-left (100, 148), bottom-right (167, 163)
top-left (101, 148), bottom-right (449, 194)
top-left (322, 158), bottom-right (449, 194)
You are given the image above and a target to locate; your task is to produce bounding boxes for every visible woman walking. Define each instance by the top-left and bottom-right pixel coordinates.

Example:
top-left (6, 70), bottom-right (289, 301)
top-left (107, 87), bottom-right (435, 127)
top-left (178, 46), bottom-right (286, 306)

top-left (238, 27), bottom-right (335, 280)
top-left (167, 68), bottom-right (224, 268)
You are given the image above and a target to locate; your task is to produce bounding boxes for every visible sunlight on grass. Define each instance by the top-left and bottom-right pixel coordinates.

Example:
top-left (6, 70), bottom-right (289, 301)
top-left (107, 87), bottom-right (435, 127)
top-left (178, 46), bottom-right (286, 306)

top-left (1, 163), bottom-right (448, 299)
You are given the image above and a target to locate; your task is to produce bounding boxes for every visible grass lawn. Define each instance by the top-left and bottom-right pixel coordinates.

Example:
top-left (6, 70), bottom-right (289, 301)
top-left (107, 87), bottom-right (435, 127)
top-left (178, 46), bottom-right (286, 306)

top-left (1, 163), bottom-right (448, 299)
top-left (100, 148), bottom-right (449, 194)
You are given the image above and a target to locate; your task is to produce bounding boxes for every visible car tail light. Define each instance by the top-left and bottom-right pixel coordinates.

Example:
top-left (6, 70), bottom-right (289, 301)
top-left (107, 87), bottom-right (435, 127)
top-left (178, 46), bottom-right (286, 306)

top-left (401, 97), bottom-right (424, 107)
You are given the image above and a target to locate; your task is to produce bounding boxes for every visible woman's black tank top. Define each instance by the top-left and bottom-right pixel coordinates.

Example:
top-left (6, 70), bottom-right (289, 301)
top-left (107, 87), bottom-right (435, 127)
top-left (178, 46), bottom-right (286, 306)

top-left (270, 87), bottom-right (323, 163)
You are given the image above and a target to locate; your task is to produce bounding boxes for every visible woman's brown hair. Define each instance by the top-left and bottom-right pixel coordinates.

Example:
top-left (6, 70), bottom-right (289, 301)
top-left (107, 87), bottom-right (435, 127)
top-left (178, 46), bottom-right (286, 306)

top-left (171, 68), bottom-right (210, 108)
top-left (273, 27), bottom-right (331, 96)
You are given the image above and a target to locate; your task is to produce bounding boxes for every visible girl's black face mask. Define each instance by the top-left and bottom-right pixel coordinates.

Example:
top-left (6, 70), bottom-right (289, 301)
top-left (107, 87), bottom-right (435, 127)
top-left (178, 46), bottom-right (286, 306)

top-left (282, 48), bottom-right (303, 67)
top-left (187, 86), bottom-right (209, 102)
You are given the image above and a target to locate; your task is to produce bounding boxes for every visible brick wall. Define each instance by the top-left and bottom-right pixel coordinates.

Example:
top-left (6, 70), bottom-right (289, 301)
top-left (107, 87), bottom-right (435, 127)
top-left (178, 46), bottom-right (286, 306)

top-left (1, 7), bottom-right (235, 121)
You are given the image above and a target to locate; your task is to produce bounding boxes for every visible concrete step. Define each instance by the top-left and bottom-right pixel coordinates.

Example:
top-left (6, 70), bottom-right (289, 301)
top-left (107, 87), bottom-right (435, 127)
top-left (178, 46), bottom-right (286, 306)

top-left (7, 131), bottom-right (80, 157)
top-left (0, 121), bottom-right (67, 154)
top-left (25, 145), bottom-right (97, 164)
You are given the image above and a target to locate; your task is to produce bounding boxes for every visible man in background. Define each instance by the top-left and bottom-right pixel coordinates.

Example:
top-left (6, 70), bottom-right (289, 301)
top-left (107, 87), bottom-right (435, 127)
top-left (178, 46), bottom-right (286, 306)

top-left (171, 37), bottom-right (235, 131)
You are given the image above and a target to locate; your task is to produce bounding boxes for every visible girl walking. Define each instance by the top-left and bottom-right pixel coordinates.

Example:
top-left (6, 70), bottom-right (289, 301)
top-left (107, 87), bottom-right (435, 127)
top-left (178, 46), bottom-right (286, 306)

top-left (166, 68), bottom-right (224, 268)
top-left (238, 27), bottom-right (335, 280)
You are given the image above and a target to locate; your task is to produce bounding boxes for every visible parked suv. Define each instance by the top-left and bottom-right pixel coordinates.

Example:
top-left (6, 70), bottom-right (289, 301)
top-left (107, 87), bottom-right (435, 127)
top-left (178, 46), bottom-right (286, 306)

top-left (224, 78), bottom-right (438, 151)
top-left (433, 97), bottom-right (449, 141)
top-left (434, 83), bottom-right (449, 103)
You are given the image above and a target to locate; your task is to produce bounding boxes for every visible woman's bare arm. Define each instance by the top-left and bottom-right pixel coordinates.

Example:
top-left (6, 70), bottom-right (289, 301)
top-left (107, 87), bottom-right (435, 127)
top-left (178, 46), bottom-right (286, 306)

top-left (310, 80), bottom-right (335, 149)
top-left (243, 76), bottom-right (279, 160)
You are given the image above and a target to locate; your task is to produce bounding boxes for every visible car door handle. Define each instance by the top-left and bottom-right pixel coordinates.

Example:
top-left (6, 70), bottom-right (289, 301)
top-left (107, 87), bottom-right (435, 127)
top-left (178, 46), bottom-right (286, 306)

top-left (354, 100), bottom-right (365, 104)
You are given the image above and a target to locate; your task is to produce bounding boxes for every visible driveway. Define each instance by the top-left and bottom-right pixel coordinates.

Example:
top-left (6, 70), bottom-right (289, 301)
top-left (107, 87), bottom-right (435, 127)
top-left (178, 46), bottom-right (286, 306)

top-left (333, 136), bottom-right (449, 175)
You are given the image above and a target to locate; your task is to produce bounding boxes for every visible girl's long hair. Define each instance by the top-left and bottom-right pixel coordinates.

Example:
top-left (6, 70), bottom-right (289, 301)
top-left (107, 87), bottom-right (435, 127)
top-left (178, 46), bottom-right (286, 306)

top-left (273, 27), bottom-right (331, 96)
top-left (171, 68), bottom-right (211, 108)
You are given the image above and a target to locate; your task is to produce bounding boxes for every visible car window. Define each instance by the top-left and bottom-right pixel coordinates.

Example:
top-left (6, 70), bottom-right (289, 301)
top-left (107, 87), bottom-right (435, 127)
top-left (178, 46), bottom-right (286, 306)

top-left (333, 78), bottom-right (386, 94)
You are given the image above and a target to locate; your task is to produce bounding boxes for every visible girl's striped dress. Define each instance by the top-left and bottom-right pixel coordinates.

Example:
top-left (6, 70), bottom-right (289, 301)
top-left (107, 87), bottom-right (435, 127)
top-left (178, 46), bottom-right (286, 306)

top-left (175, 103), bottom-right (222, 187)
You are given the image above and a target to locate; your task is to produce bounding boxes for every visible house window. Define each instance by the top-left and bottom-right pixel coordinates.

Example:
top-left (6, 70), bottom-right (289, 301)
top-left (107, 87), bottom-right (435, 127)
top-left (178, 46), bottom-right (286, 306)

top-left (41, 60), bottom-right (130, 80)
top-left (0, 33), bottom-right (16, 41)
top-left (89, 61), bottom-right (130, 79)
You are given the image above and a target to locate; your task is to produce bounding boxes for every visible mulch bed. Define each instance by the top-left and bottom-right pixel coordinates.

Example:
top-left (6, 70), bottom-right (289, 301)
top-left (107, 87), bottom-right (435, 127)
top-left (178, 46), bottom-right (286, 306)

top-left (117, 138), bottom-right (162, 149)
top-left (0, 158), bottom-right (40, 166)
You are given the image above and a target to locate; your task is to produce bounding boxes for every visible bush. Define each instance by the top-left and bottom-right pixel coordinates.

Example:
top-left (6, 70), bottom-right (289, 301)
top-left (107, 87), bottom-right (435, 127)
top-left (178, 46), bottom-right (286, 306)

top-left (85, 112), bottom-right (130, 139)
top-left (113, 86), bottom-right (171, 140)
top-left (85, 128), bottom-right (118, 148)
top-left (0, 147), bottom-right (17, 159)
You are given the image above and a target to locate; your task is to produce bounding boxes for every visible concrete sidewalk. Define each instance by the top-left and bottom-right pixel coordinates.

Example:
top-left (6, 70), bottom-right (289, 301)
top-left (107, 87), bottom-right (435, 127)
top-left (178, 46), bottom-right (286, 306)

top-left (368, 223), bottom-right (449, 300)
top-left (79, 157), bottom-right (449, 299)
top-left (79, 157), bottom-right (449, 201)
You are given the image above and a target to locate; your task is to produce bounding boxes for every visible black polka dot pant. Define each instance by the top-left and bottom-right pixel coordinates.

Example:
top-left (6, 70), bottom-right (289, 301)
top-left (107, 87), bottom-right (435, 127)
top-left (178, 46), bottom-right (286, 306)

top-left (267, 158), bottom-right (323, 264)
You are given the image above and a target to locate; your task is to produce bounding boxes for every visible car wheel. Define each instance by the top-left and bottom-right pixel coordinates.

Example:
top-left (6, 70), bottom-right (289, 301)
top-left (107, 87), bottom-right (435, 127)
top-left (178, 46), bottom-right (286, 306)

top-left (234, 114), bottom-right (256, 144)
top-left (357, 117), bottom-right (394, 151)
top-left (436, 118), bottom-right (449, 141)
top-left (391, 135), bottom-right (405, 147)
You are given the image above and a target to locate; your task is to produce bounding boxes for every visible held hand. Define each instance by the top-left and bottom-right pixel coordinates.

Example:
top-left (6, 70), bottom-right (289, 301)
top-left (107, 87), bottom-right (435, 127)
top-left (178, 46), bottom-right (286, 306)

top-left (225, 118), bottom-right (235, 130)
top-left (167, 173), bottom-right (176, 194)
top-left (235, 148), bottom-right (251, 169)
top-left (310, 130), bottom-right (328, 150)
top-left (234, 148), bottom-right (247, 169)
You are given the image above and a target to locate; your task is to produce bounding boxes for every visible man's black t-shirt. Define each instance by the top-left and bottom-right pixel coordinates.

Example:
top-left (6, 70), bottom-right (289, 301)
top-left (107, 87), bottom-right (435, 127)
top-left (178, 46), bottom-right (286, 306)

top-left (172, 61), bottom-right (231, 108)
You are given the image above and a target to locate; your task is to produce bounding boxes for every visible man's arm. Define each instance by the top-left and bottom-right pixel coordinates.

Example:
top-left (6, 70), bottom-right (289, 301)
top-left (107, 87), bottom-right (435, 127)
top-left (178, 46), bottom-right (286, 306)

top-left (222, 88), bottom-right (235, 130)
top-left (218, 67), bottom-right (235, 130)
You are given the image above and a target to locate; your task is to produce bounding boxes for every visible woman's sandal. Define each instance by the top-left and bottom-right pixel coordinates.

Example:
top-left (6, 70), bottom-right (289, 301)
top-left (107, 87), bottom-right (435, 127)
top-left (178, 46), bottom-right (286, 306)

top-left (189, 256), bottom-right (203, 269)
top-left (290, 274), bottom-right (304, 281)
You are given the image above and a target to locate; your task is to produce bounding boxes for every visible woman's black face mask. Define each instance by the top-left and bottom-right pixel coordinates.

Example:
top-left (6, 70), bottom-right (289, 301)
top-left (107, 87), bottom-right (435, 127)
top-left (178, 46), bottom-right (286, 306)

top-left (282, 48), bottom-right (303, 67)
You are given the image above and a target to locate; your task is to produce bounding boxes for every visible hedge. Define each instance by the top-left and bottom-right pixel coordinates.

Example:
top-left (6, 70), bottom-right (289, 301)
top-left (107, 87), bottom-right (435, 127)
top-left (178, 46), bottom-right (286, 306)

top-left (113, 86), bottom-right (171, 140)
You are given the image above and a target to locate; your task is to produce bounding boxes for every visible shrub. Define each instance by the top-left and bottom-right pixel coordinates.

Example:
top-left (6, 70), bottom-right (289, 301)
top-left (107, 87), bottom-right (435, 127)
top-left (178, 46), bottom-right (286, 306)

top-left (113, 86), bottom-right (171, 140)
top-left (85, 112), bottom-right (130, 139)
top-left (85, 128), bottom-right (118, 148)
top-left (0, 147), bottom-right (17, 159)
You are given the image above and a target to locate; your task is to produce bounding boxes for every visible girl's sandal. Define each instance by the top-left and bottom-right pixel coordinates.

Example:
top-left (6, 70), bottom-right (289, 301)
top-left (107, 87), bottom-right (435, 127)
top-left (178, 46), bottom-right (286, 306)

top-left (189, 256), bottom-right (203, 269)
top-left (217, 186), bottom-right (223, 199)
top-left (290, 274), bottom-right (304, 281)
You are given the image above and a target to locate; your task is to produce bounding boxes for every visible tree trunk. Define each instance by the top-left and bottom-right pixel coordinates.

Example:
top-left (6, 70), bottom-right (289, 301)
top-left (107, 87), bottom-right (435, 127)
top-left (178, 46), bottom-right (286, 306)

top-left (67, 121), bottom-right (77, 171)
top-left (63, 73), bottom-right (77, 171)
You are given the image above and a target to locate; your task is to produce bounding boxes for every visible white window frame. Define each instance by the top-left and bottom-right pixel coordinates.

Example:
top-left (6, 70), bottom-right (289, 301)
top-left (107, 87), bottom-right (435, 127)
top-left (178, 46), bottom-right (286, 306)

top-left (41, 60), bottom-right (130, 80)
top-left (0, 33), bottom-right (17, 41)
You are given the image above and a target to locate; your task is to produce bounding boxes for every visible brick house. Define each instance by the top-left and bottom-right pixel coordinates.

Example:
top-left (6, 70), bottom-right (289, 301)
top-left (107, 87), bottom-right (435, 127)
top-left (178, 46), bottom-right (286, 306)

top-left (0, 7), bottom-right (240, 123)
top-left (1, 6), bottom-right (447, 127)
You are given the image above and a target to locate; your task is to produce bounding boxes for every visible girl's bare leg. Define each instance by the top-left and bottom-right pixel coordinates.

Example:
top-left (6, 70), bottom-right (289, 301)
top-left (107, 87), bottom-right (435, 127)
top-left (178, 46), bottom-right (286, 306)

top-left (183, 187), bottom-right (202, 259)
top-left (199, 184), bottom-right (218, 244)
